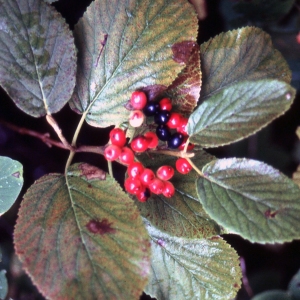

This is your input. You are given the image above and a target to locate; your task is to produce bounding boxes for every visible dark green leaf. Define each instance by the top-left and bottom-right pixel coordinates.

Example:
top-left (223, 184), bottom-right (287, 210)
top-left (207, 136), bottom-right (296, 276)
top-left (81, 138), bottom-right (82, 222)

top-left (144, 221), bottom-right (241, 300)
top-left (200, 27), bottom-right (291, 101)
top-left (0, 270), bottom-right (7, 300)
top-left (70, 0), bottom-right (198, 127)
top-left (0, 0), bottom-right (76, 117)
top-left (0, 156), bottom-right (23, 216)
top-left (196, 158), bottom-right (300, 243)
top-left (135, 150), bottom-right (221, 239)
top-left (288, 269), bottom-right (300, 300)
top-left (188, 80), bottom-right (295, 147)
top-left (14, 163), bottom-right (151, 300)
top-left (252, 290), bottom-right (292, 300)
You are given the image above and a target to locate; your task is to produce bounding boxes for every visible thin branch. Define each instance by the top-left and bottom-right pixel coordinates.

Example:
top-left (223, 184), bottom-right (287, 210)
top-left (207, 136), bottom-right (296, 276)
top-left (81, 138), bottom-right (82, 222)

top-left (240, 257), bottom-right (253, 298)
top-left (150, 149), bottom-right (195, 158)
top-left (46, 114), bottom-right (74, 150)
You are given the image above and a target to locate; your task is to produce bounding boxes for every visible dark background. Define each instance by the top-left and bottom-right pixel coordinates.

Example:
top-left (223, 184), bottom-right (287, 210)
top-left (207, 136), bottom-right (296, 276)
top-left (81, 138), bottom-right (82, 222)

top-left (0, 0), bottom-right (300, 299)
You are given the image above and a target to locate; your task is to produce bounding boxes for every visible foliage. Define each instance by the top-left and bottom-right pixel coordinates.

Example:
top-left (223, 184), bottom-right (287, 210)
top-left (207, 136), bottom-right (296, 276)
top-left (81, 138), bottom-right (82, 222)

top-left (0, 0), bottom-right (299, 299)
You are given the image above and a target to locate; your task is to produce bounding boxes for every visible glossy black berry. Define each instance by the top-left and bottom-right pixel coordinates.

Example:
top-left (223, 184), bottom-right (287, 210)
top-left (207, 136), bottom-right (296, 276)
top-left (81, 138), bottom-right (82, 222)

top-left (143, 102), bottom-right (159, 116)
top-left (154, 110), bottom-right (170, 125)
top-left (156, 125), bottom-right (171, 141)
top-left (167, 132), bottom-right (184, 149)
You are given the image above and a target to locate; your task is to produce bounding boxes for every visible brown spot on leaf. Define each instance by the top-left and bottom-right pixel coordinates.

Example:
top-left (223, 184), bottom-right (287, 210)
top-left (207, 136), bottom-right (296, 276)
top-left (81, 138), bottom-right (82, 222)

top-left (233, 283), bottom-right (240, 288)
top-left (12, 171), bottom-right (20, 178)
top-left (86, 219), bottom-right (116, 235)
top-left (172, 41), bottom-right (196, 64)
top-left (78, 163), bottom-right (106, 180)
top-left (264, 209), bottom-right (278, 218)
top-left (210, 236), bottom-right (220, 240)
top-left (88, 184), bottom-right (92, 188)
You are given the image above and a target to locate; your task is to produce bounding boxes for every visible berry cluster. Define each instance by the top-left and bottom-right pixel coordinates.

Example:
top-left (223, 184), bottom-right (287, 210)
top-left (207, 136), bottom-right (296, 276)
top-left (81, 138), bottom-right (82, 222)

top-left (104, 91), bottom-right (194, 202)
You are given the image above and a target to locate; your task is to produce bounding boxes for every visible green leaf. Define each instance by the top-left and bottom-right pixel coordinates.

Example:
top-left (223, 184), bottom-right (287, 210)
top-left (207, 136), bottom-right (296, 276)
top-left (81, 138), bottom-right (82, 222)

top-left (196, 158), bottom-right (300, 243)
top-left (233, 0), bottom-right (295, 23)
top-left (164, 44), bottom-right (201, 116)
top-left (0, 156), bottom-right (23, 216)
top-left (200, 27), bottom-right (291, 101)
top-left (144, 221), bottom-right (242, 300)
top-left (251, 290), bottom-right (292, 300)
top-left (14, 163), bottom-right (151, 300)
top-left (0, 270), bottom-right (8, 300)
top-left (187, 80), bottom-right (295, 147)
top-left (70, 0), bottom-right (198, 127)
top-left (0, 0), bottom-right (76, 117)
top-left (136, 150), bottom-right (221, 239)
top-left (288, 269), bottom-right (300, 300)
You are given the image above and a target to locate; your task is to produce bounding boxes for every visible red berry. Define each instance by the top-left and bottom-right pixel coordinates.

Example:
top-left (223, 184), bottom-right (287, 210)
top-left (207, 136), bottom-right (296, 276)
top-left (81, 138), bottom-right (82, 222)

top-left (109, 128), bottom-right (127, 147)
top-left (130, 91), bottom-right (147, 110)
top-left (162, 181), bottom-right (175, 198)
top-left (166, 112), bottom-right (183, 129)
top-left (104, 144), bottom-right (121, 161)
top-left (178, 137), bottom-right (195, 151)
top-left (148, 178), bottom-right (165, 194)
top-left (130, 136), bottom-right (150, 153)
top-left (136, 188), bottom-right (151, 202)
top-left (127, 162), bottom-right (144, 178)
top-left (124, 177), bottom-right (143, 194)
top-left (159, 98), bottom-right (172, 111)
top-left (177, 117), bottom-right (188, 136)
top-left (144, 131), bottom-right (159, 149)
top-left (129, 110), bottom-right (145, 127)
top-left (119, 147), bottom-right (135, 165)
top-left (156, 165), bottom-right (174, 181)
top-left (140, 168), bottom-right (155, 185)
top-left (175, 158), bottom-right (192, 174)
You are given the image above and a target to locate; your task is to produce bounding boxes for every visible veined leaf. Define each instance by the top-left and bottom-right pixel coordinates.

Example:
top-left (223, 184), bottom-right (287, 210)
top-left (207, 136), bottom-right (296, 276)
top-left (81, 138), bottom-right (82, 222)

top-left (200, 27), bottom-right (291, 101)
top-left (0, 0), bottom-right (76, 117)
top-left (144, 221), bottom-right (241, 300)
top-left (252, 290), bottom-right (292, 300)
top-left (70, 0), bottom-right (198, 127)
top-left (164, 44), bottom-right (201, 116)
top-left (187, 80), bottom-right (295, 147)
top-left (14, 163), bottom-right (151, 300)
top-left (136, 150), bottom-right (221, 239)
top-left (0, 156), bottom-right (23, 216)
top-left (196, 158), bottom-right (300, 243)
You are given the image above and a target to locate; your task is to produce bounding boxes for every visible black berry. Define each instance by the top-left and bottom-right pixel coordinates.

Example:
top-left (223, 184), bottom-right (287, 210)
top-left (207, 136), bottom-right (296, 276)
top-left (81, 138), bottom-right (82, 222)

top-left (167, 132), bottom-right (184, 149)
top-left (154, 110), bottom-right (170, 125)
top-left (143, 102), bottom-right (159, 116)
top-left (156, 125), bottom-right (171, 141)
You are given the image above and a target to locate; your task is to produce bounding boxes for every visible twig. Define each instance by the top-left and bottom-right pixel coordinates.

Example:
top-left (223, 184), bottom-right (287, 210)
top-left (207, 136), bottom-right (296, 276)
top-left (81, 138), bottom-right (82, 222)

top-left (240, 257), bottom-right (253, 298)
top-left (46, 114), bottom-right (74, 150)
top-left (149, 149), bottom-right (195, 158)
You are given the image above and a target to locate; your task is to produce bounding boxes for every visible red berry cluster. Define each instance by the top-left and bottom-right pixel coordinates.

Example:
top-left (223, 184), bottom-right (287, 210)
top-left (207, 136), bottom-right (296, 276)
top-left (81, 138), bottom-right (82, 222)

top-left (104, 91), bottom-right (194, 202)
top-left (125, 162), bottom-right (176, 202)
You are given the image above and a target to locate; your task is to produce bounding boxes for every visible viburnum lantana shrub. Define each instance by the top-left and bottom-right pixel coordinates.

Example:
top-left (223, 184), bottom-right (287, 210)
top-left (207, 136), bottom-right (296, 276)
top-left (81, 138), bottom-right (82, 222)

top-left (0, 0), bottom-right (299, 299)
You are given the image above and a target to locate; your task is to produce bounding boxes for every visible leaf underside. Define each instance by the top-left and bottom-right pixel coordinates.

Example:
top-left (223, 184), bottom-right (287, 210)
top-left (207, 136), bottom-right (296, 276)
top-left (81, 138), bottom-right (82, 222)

top-left (197, 158), bottom-right (300, 243)
top-left (144, 221), bottom-right (242, 300)
top-left (200, 26), bottom-right (291, 102)
top-left (0, 0), bottom-right (77, 117)
top-left (0, 156), bottom-right (23, 216)
top-left (187, 79), bottom-right (295, 147)
top-left (135, 150), bottom-right (221, 239)
top-left (14, 163), bottom-right (151, 300)
top-left (70, 0), bottom-right (198, 127)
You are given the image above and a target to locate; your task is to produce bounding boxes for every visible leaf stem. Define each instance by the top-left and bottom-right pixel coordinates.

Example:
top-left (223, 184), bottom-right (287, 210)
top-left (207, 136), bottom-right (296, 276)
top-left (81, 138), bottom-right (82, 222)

top-left (108, 160), bottom-right (113, 177)
top-left (150, 149), bottom-right (195, 158)
top-left (186, 157), bottom-right (205, 177)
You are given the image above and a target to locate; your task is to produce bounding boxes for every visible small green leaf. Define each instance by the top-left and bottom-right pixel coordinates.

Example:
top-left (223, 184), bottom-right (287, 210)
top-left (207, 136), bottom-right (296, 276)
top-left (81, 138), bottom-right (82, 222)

top-left (144, 221), bottom-right (242, 300)
top-left (136, 150), bottom-right (221, 239)
top-left (251, 290), bottom-right (292, 300)
top-left (196, 158), bottom-right (300, 243)
top-left (233, 0), bottom-right (295, 23)
top-left (0, 0), bottom-right (76, 117)
top-left (188, 80), bottom-right (295, 147)
top-left (14, 163), bottom-right (151, 300)
top-left (288, 269), bottom-right (300, 300)
top-left (0, 156), bottom-right (23, 216)
top-left (200, 27), bottom-right (291, 101)
top-left (70, 0), bottom-right (198, 127)
top-left (0, 270), bottom-right (8, 300)
top-left (164, 44), bottom-right (201, 116)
